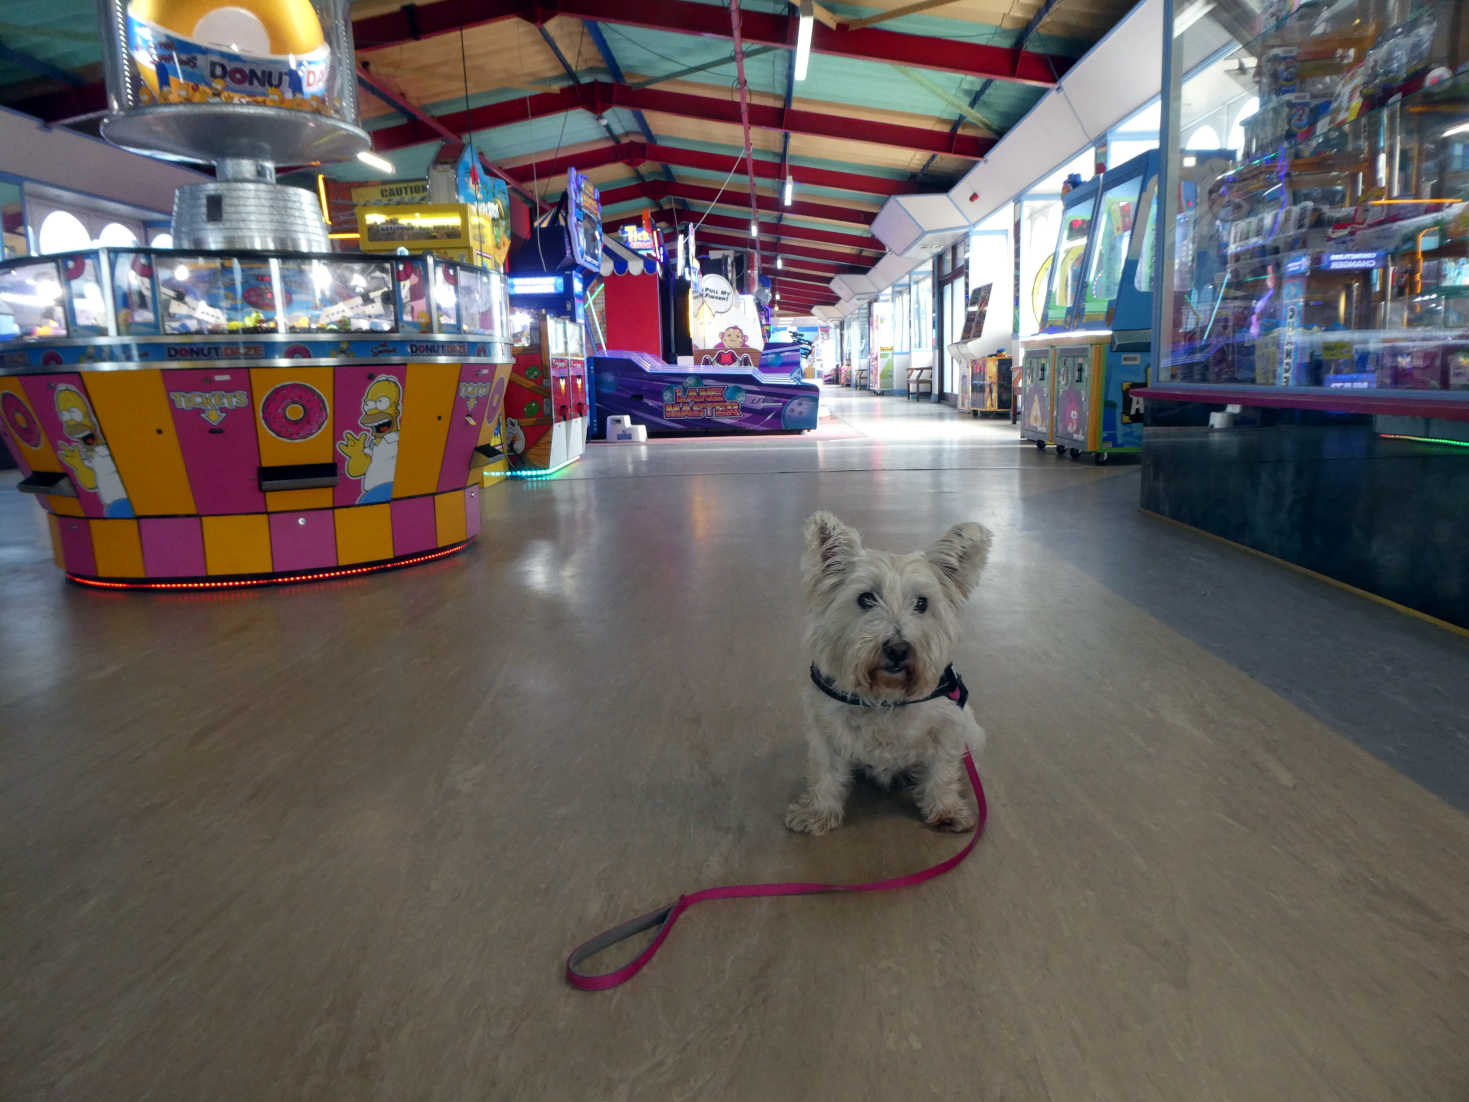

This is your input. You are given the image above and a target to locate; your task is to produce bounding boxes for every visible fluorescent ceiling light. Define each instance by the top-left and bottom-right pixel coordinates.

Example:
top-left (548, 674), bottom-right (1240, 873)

top-left (357, 150), bottom-right (396, 174)
top-left (794, 0), bottom-right (813, 81)
top-left (750, 221), bottom-right (759, 238)
top-left (783, 174), bottom-right (794, 206)
top-left (776, 257), bottom-right (783, 269)
top-left (1444, 122), bottom-right (1469, 138)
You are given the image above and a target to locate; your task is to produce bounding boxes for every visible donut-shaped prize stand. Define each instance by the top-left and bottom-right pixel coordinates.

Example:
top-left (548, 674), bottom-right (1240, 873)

top-left (0, 248), bottom-right (513, 587)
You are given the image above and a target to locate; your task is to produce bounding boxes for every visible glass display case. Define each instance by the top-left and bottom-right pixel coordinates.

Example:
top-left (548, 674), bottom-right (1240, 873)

top-left (1158, 0), bottom-right (1469, 409)
top-left (0, 248), bottom-right (509, 348)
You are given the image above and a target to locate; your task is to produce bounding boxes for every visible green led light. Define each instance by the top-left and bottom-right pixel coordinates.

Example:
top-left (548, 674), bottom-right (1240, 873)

top-left (1379, 433), bottom-right (1469, 449)
top-left (507, 456), bottom-right (582, 479)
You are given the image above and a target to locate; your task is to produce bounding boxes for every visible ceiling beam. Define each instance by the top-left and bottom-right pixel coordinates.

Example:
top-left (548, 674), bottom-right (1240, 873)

top-left (614, 83), bottom-right (991, 158)
top-left (604, 207), bottom-right (882, 252)
top-left (581, 19), bottom-right (676, 188)
top-left (369, 81), bottom-right (991, 159)
top-left (502, 140), bottom-right (917, 198)
top-left (355, 66), bottom-right (546, 210)
top-left (692, 231), bottom-right (865, 268)
top-left (910, 0), bottom-right (1061, 184)
top-left (602, 179), bottom-right (872, 227)
top-left (688, 245), bottom-right (856, 279)
top-left (14, 0), bottom-right (1069, 129)
top-left (771, 272), bottom-right (839, 289)
top-left (352, 0), bottom-right (1070, 86)
top-left (693, 211), bottom-right (882, 252)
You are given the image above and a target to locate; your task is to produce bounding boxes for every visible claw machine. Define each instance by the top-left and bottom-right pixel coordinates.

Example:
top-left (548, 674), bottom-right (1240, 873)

top-left (1050, 149), bottom-right (1233, 462)
top-left (1050, 152), bottom-right (1157, 463)
top-left (503, 167), bottom-right (599, 475)
top-left (1020, 175), bottom-right (1102, 451)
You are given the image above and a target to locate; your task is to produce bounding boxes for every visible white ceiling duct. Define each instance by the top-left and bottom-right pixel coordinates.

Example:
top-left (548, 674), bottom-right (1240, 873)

top-left (867, 252), bottom-right (922, 291)
top-left (945, 0), bottom-right (1233, 228)
top-left (830, 273), bottom-right (877, 301)
top-left (871, 193), bottom-right (971, 259)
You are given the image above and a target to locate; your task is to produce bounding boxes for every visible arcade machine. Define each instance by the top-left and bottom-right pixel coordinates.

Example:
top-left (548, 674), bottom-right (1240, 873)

top-left (0, 0), bottom-right (514, 587)
top-left (353, 145), bottom-right (517, 485)
top-left (502, 167), bottom-right (599, 475)
top-left (590, 271), bottom-right (819, 435)
top-left (1048, 150), bottom-right (1158, 463)
top-left (1020, 173), bottom-right (1101, 452)
top-left (947, 284), bottom-right (1010, 416)
top-left (1040, 149), bottom-right (1231, 463)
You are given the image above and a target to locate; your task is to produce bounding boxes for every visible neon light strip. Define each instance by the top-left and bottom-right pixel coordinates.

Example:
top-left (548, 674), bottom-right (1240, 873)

top-left (1379, 433), bottom-right (1469, 449)
top-left (507, 455), bottom-right (581, 479)
top-left (67, 542), bottom-right (470, 591)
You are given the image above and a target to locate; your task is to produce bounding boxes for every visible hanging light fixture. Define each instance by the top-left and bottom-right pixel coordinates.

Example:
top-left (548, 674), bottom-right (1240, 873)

top-left (357, 150), bottom-right (395, 174)
top-left (783, 174), bottom-right (794, 206)
top-left (794, 0), bottom-right (814, 81)
top-left (750, 221), bottom-right (759, 238)
top-left (776, 256), bottom-right (783, 269)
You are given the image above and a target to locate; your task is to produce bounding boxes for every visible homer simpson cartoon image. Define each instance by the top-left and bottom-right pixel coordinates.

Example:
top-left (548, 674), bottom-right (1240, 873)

top-left (54, 384), bottom-right (133, 517)
top-left (336, 375), bottom-right (402, 504)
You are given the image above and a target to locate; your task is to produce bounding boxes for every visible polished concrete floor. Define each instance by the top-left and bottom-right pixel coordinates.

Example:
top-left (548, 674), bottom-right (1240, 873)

top-left (2, 389), bottom-right (1467, 1101)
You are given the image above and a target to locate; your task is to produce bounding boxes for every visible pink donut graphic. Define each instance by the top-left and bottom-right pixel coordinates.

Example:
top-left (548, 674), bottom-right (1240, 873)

top-left (284, 344), bottom-right (312, 359)
top-left (1, 391), bottom-right (42, 449)
top-left (260, 381), bottom-right (329, 442)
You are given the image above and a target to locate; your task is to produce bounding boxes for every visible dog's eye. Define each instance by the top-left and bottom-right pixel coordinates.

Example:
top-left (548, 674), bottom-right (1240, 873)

top-left (913, 596), bottom-right (928, 614)
top-left (857, 592), bottom-right (877, 610)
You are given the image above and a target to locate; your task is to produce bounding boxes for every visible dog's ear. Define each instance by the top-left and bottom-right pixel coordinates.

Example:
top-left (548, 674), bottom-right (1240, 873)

top-left (802, 511), bottom-right (862, 602)
top-left (925, 522), bottom-right (992, 600)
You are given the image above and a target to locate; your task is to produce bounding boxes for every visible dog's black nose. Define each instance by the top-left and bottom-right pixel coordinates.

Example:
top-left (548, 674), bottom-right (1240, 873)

top-left (882, 641), bottom-right (911, 666)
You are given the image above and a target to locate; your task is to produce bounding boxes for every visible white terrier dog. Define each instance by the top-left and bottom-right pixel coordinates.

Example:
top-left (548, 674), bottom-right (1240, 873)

top-left (786, 512), bottom-right (992, 836)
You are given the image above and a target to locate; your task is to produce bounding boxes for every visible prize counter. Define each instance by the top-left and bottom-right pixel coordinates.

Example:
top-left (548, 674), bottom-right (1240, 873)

top-left (0, 246), bottom-right (513, 588)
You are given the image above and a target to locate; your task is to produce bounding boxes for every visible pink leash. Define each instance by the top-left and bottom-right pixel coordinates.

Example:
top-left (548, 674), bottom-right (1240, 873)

top-left (565, 750), bottom-right (987, 990)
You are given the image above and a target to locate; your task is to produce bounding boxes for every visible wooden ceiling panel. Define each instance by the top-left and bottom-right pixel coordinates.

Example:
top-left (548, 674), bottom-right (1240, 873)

top-left (357, 19), bottom-right (566, 117)
top-left (639, 113), bottom-right (784, 158)
top-left (784, 134), bottom-right (931, 174)
top-left (811, 0), bottom-right (1133, 39)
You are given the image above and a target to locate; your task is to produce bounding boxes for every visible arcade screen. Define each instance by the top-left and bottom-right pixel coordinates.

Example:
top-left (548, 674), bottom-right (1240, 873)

top-left (1084, 173), bottom-right (1144, 308)
top-left (1045, 196), bottom-right (1095, 326)
top-left (565, 168), bottom-right (603, 273)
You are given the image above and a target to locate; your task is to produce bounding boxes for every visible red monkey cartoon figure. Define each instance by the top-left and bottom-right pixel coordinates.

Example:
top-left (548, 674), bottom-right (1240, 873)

top-left (703, 325), bottom-right (756, 368)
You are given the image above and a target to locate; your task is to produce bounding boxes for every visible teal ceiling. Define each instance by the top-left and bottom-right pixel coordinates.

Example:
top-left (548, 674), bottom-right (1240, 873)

top-left (0, 0), bottom-right (101, 94)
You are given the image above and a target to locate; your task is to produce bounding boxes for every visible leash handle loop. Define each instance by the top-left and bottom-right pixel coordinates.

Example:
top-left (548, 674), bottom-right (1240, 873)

top-left (565, 751), bottom-right (987, 991)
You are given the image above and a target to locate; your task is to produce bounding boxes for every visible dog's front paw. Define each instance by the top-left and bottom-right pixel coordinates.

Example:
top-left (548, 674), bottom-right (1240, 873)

top-left (785, 797), bottom-right (844, 835)
top-left (924, 804), bottom-right (977, 833)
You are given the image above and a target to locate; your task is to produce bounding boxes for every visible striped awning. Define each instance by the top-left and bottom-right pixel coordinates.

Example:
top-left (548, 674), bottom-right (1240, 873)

top-left (600, 233), bottom-right (658, 276)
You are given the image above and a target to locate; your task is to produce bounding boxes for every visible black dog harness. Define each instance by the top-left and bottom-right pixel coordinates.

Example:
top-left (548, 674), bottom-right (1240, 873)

top-left (809, 664), bottom-right (969, 709)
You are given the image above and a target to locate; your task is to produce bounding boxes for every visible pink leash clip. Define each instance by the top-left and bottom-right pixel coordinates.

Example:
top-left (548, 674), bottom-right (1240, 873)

top-left (566, 750), bottom-right (988, 990)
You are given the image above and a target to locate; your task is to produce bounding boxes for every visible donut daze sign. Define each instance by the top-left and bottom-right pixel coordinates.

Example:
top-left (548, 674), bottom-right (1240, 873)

top-left (127, 0), bottom-right (333, 113)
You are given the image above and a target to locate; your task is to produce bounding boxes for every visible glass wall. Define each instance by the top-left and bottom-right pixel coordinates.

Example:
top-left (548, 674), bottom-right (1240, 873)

top-left (1019, 197), bottom-right (1062, 336)
top-left (910, 268), bottom-right (934, 368)
top-left (1159, 0), bottom-right (1469, 399)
